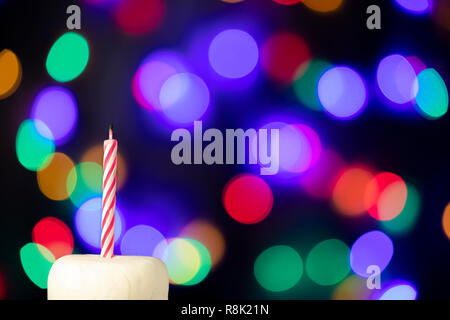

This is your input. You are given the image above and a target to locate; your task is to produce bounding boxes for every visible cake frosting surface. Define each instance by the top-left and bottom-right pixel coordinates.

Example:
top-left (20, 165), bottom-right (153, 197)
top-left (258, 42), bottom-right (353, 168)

top-left (47, 254), bottom-right (169, 300)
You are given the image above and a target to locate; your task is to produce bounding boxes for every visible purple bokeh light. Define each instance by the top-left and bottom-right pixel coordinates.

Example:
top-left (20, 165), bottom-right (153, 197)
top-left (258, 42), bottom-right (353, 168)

top-left (372, 279), bottom-right (418, 300)
top-left (75, 197), bottom-right (124, 252)
top-left (350, 230), bottom-right (394, 278)
top-left (132, 50), bottom-right (187, 110)
top-left (377, 54), bottom-right (418, 105)
top-left (208, 29), bottom-right (259, 79)
top-left (395, 0), bottom-right (432, 14)
top-left (278, 124), bottom-right (321, 173)
top-left (318, 66), bottom-right (367, 120)
top-left (31, 86), bottom-right (77, 145)
top-left (159, 72), bottom-right (210, 124)
top-left (120, 224), bottom-right (167, 260)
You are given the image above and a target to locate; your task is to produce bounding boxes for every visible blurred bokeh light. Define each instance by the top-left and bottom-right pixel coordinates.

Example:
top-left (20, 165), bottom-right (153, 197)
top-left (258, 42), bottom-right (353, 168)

top-left (222, 174), bottom-right (273, 224)
top-left (46, 32), bottom-right (89, 82)
top-left (278, 124), bottom-right (322, 174)
top-left (299, 149), bottom-right (345, 199)
top-left (380, 183), bottom-right (421, 235)
top-left (332, 165), bottom-right (374, 217)
top-left (120, 224), bottom-right (167, 259)
top-left (394, 0), bottom-right (432, 15)
top-left (37, 153), bottom-right (75, 201)
top-left (132, 50), bottom-right (187, 110)
top-left (332, 275), bottom-right (372, 300)
top-left (414, 68), bottom-right (448, 119)
top-left (30, 86), bottom-right (78, 144)
top-left (66, 162), bottom-right (103, 207)
top-left (159, 72), bottom-right (210, 124)
top-left (165, 238), bottom-right (201, 285)
top-left (16, 119), bottom-right (55, 172)
top-left (364, 172), bottom-right (407, 221)
top-left (20, 243), bottom-right (55, 289)
top-left (302, 0), bottom-right (344, 13)
top-left (75, 197), bottom-right (124, 250)
top-left (254, 245), bottom-right (303, 292)
top-left (0, 49), bottom-right (22, 99)
top-left (318, 66), bottom-right (367, 119)
top-left (81, 144), bottom-right (128, 189)
top-left (114, 0), bottom-right (165, 35)
top-left (376, 280), bottom-right (418, 300)
top-left (377, 54), bottom-right (418, 106)
top-left (442, 203), bottom-right (450, 239)
top-left (261, 31), bottom-right (310, 84)
top-left (293, 59), bottom-right (333, 111)
top-left (180, 220), bottom-right (226, 267)
top-left (305, 239), bottom-right (350, 286)
top-left (32, 217), bottom-right (74, 260)
top-left (182, 239), bottom-right (211, 286)
top-left (350, 230), bottom-right (394, 277)
top-left (208, 29), bottom-right (258, 79)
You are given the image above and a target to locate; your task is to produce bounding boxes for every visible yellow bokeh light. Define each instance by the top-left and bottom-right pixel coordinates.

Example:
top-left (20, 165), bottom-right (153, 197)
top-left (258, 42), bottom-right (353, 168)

top-left (166, 238), bottom-right (201, 285)
top-left (0, 49), bottom-right (22, 99)
top-left (180, 220), bottom-right (225, 268)
top-left (332, 275), bottom-right (372, 300)
top-left (442, 203), bottom-right (450, 239)
top-left (81, 144), bottom-right (128, 189)
top-left (37, 153), bottom-right (75, 201)
top-left (303, 0), bottom-right (343, 13)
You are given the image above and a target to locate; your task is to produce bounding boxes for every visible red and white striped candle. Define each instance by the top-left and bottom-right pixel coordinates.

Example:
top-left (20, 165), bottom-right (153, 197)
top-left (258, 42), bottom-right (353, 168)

top-left (101, 125), bottom-right (117, 258)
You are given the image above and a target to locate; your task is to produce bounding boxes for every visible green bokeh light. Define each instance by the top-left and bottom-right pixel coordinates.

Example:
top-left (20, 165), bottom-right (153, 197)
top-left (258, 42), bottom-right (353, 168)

top-left (46, 32), bottom-right (89, 82)
top-left (306, 239), bottom-right (350, 286)
top-left (16, 119), bottom-right (55, 171)
top-left (20, 243), bottom-right (55, 289)
top-left (380, 184), bottom-right (420, 235)
top-left (415, 68), bottom-right (448, 119)
top-left (66, 161), bottom-right (102, 207)
top-left (183, 239), bottom-right (211, 286)
top-left (293, 59), bottom-right (333, 111)
top-left (254, 245), bottom-right (303, 292)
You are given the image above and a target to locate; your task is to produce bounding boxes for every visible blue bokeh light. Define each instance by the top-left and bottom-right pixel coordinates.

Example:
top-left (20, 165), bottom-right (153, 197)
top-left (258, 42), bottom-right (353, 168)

top-left (208, 29), bottom-right (259, 79)
top-left (120, 224), bottom-right (167, 260)
top-left (75, 197), bottom-right (125, 252)
top-left (31, 86), bottom-right (77, 145)
top-left (318, 66), bottom-right (367, 120)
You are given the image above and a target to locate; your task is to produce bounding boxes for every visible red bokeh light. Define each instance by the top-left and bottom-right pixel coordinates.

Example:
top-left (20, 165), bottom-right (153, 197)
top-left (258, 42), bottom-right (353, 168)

top-left (364, 172), bottom-right (407, 221)
top-left (32, 217), bottom-right (74, 260)
top-left (114, 0), bottom-right (165, 35)
top-left (222, 174), bottom-right (273, 224)
top-left (272, 0), bottom-right (304, 5)
top-left (299, 149), bottom-right (345, 199)
top-left (261, 31), bottom-right (311, 84)
top-left (0, 270), bottom-right (6, 300)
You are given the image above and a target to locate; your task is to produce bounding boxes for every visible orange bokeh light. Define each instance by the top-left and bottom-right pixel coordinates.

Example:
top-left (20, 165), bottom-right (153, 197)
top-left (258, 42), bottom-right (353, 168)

top-left (332, 165), bottom-right (374, 217)
top-left (442, 203), bottom-right (450, 239)
top-left (81, 144), bottom-right (128, 189)
top-left (37, 152), bottom-right (75, 201)
top-left (0, 49), bottom-right (22, 99)
top-left (332, 275), bottom-right (372, 300)
top-left (303, 0), bottom-right (343, 13)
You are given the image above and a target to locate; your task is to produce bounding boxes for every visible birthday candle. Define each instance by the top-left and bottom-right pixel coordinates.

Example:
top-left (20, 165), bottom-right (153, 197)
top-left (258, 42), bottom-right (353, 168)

top-left (101, 125), bottom-right (117, 258)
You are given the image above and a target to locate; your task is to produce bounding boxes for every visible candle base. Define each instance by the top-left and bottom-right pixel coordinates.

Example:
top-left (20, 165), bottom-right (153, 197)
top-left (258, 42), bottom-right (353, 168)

top-left (47, 254), bottom-right (169, 300)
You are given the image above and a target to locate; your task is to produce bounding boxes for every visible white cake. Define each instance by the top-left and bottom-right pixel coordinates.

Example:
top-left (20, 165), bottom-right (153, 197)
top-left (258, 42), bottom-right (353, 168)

top-left (47, 254), bottom-right (169, 300)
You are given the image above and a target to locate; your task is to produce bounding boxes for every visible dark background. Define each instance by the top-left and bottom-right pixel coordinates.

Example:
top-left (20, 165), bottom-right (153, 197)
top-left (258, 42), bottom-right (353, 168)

top-left (0, 0), bottom-right (449, 299)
